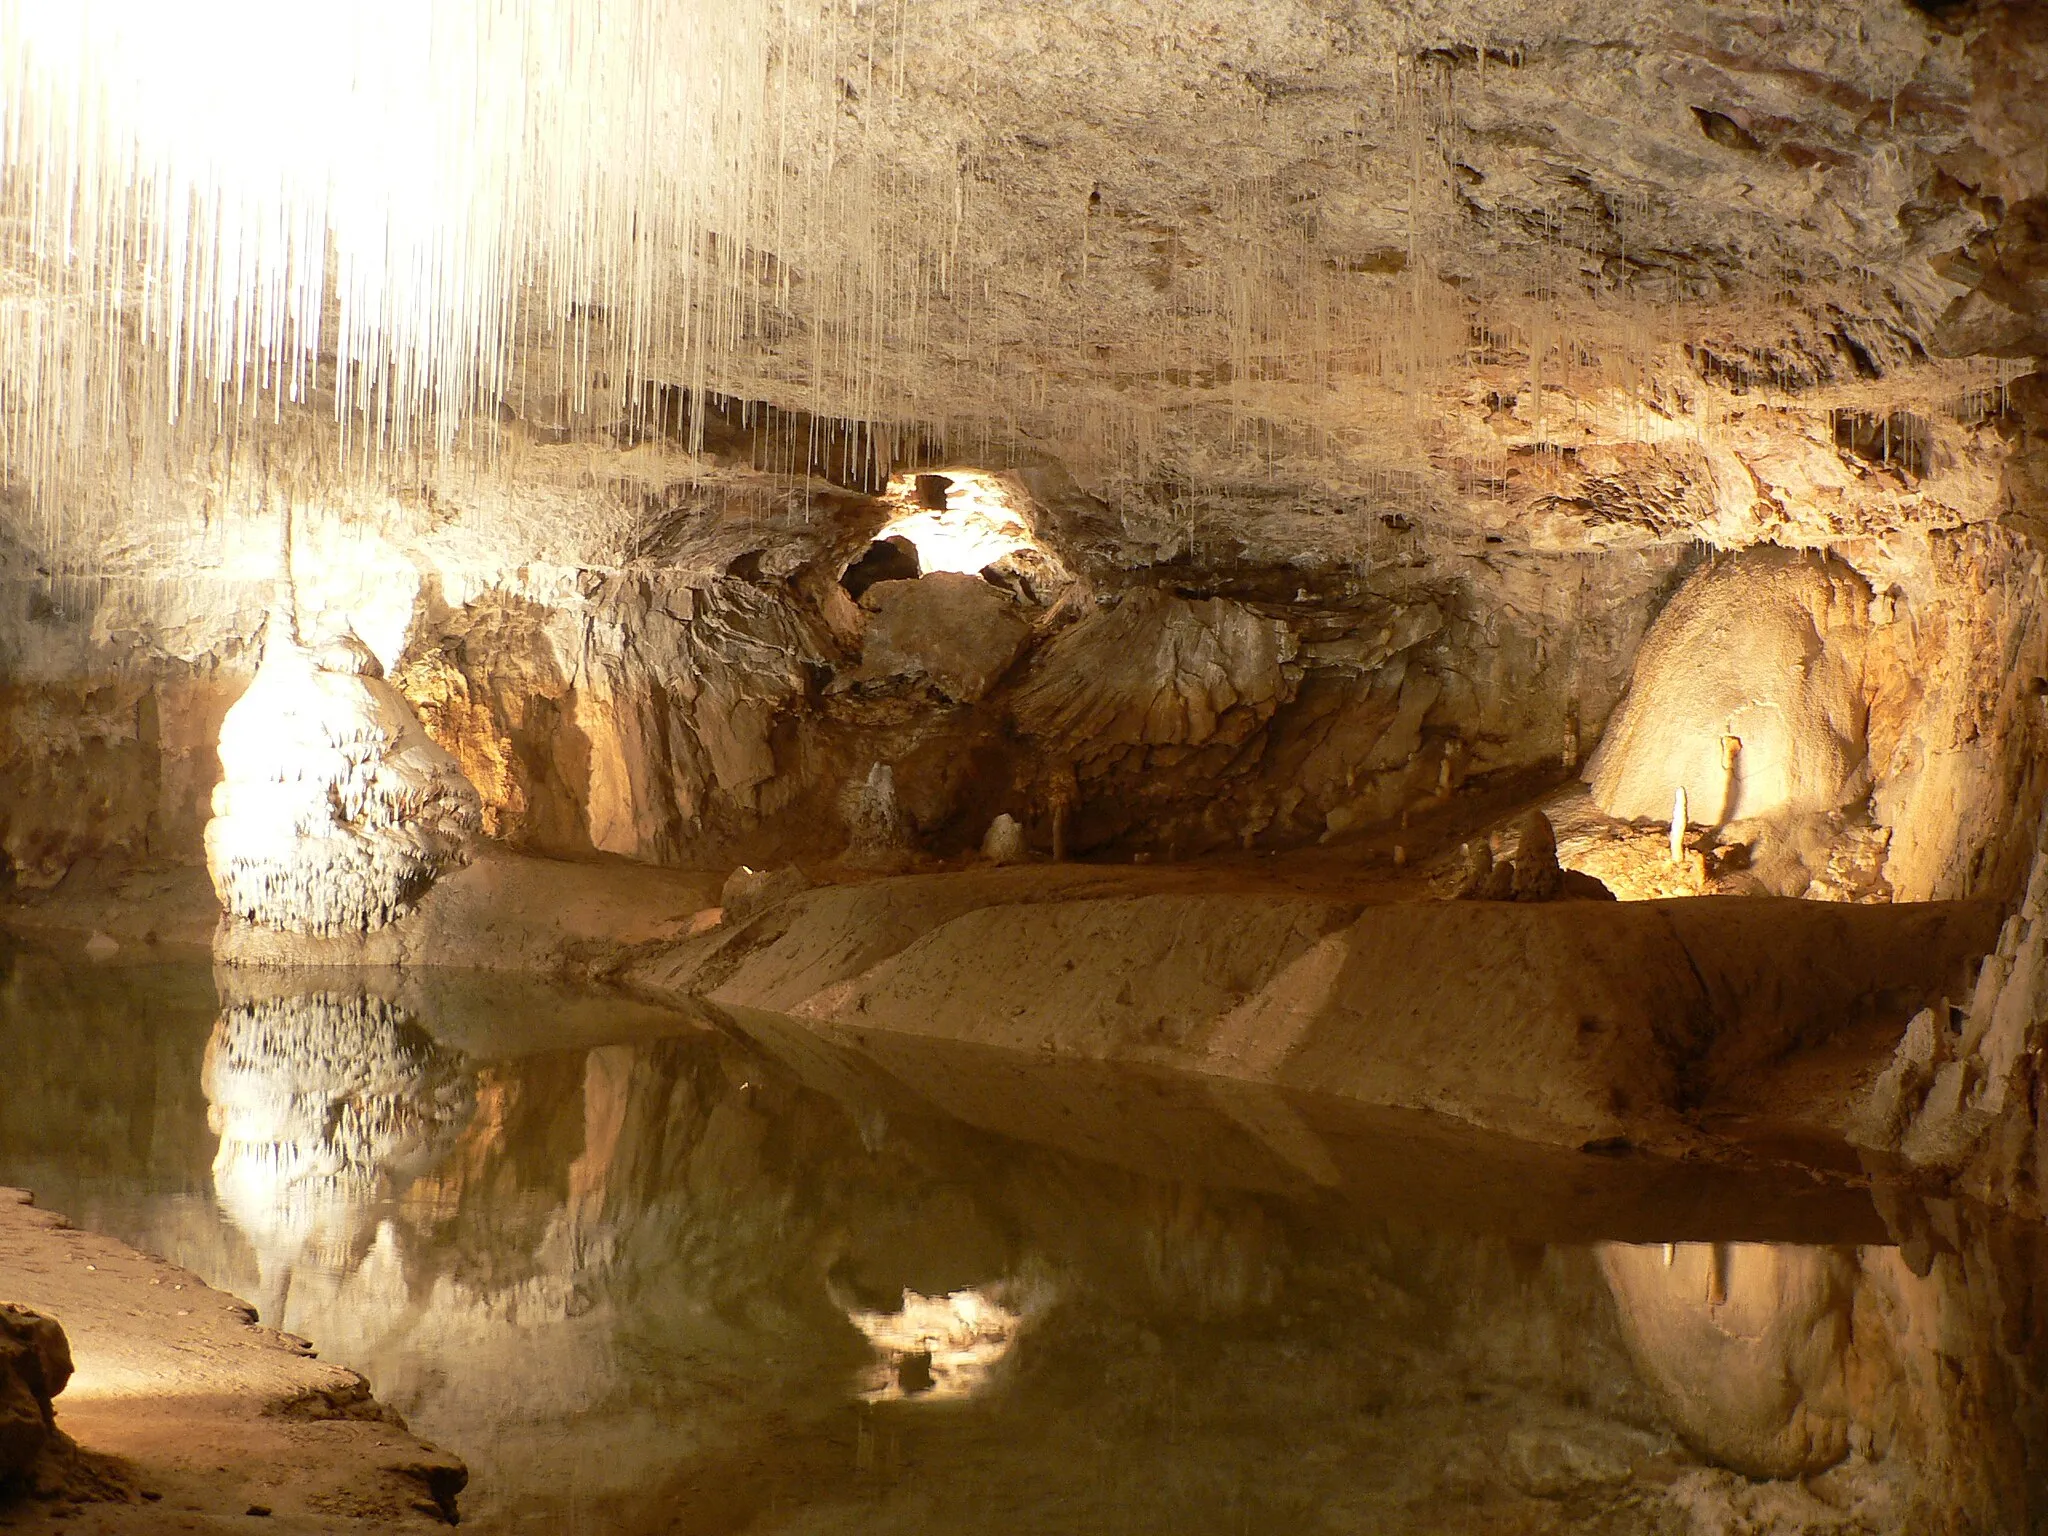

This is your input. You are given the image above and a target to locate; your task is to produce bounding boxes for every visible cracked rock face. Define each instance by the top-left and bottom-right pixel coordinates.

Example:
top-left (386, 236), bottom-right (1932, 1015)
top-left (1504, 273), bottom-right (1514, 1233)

top-left (204, 622), bottom-right (483, 936)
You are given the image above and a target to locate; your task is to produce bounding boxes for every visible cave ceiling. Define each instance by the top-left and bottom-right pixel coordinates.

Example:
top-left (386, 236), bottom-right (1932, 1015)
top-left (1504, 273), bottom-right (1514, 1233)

top-left (0, 0), bottom-right (2032, 575)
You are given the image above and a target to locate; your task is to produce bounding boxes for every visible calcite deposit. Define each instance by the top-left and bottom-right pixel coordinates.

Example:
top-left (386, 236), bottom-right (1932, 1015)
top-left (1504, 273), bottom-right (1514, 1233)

top-left (205, 621), bottom-right (483, 935)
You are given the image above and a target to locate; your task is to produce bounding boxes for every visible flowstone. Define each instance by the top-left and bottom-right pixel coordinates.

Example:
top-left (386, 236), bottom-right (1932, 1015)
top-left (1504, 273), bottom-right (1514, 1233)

top-left (205, 620), bottom-right (483, 935)
top-left (1586, 548), bottom-right (1871, 827)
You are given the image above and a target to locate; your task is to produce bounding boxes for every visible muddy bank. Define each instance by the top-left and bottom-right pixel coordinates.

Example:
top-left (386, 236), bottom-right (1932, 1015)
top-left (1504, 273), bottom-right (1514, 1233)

top-left (0, 1189), bottom-right (461, 1532)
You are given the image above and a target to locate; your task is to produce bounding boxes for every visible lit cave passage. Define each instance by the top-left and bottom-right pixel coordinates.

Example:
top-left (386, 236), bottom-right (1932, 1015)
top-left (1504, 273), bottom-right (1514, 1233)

top-left (3, 1), bottom-right (2048, 1532)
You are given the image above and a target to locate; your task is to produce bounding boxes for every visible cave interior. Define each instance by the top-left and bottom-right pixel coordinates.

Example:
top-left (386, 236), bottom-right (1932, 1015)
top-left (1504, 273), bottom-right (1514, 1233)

top-left (5, 1), bottom-right (2048, 1532)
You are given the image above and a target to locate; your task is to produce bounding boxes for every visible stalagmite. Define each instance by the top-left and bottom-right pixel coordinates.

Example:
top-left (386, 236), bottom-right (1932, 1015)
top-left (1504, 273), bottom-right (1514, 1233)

top-left (204, 616), bottom-right (482, 936)
top-left (1669, 787), bottom-right (1687, 867)
top-left (981, 814), bottom-right (1028, 865)
top-left (1045, 762), bottom-right (1079, 864)
top-left (844, 762), bottom-right (915, 870)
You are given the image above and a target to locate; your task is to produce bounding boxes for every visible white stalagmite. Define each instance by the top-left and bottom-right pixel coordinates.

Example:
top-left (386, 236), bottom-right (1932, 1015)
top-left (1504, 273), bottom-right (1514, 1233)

top-left (1670, 786), bottom-right (1687, 867)
top-left (205, 616), bottom-right (483, 935)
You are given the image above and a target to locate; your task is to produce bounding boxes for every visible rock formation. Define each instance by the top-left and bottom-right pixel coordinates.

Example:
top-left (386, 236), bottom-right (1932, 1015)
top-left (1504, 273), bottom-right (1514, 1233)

top-left (0, 1303), bottom-right (70, 1492)
top-left (1855, 801), bottom-right (2048, 1218)
top-left (1586, 548), bottom-right (1873, 828)
top-left (980, 812), bottom-right (1028, 865)
top-left (205, 620), bottom-right (483, 935)
top-left (850, 572), bottom-right (1033, 703)
top-left (1457, 812), bottom-right (1614, 902)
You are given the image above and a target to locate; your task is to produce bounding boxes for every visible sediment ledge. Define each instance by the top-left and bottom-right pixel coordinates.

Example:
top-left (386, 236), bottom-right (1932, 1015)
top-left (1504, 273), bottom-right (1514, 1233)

top-left (622, 869), bottom-right (2001, 1156)
top-left (0, 1189), bottom-right (462, 1532)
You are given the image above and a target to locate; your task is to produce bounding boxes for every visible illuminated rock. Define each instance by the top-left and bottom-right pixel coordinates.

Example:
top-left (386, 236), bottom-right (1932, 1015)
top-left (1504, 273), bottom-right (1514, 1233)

top-left (853, 573), bottom-right (1032, 703)
top-left (981, 812), bottom-right (1028, 864)
top-left (205, 619), bottom-right (482, 935)
top-left (1586, 548), bottom-right (1871, 827)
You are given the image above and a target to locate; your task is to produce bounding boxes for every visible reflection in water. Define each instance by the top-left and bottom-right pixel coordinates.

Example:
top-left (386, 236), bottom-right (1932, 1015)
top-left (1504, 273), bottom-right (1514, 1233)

top-left (2, 937), bottom-right (2047, 1534)
top-left (1600, 1241), bottom-right (1855, 1479)
top-left (203, 990), bottom-right (473, 1325)
top-left (844, 1283), bottom-right (1041, 1403)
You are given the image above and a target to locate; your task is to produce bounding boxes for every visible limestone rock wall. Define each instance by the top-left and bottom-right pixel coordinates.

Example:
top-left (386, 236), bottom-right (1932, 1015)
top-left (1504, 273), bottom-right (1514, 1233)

top-left (1851, 0), bottom-right (2048, 1202)
top-left (1, 459), bottom-right (2041, 892)
top-left (0, 573), bottom-right (249, 889)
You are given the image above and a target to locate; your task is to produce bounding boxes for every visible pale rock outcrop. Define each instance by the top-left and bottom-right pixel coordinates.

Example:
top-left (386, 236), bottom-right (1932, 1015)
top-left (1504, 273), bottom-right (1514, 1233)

top-left (852, 573), bottom-right (1032, 703)
top-left (980, 812), bottom-right (1028, 864)
top-left (1854, 802), bottom-right (2048, 1217)
top-left (1587, 548), bottom-right (1871, 826)
top-left (0, 1303), bottom-right (70, 1489)
top-left (206, 621), bottom-right (482, 935)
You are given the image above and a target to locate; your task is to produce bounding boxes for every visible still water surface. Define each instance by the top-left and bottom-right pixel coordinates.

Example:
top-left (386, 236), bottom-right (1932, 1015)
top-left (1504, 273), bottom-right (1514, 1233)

top-left (2, 937), bottom-right (2044, 1534)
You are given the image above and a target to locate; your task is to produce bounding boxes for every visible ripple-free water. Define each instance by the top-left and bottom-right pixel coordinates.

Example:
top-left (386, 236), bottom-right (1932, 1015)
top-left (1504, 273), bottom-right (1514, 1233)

top-left (3, 937), bottom-right (2044, 1535)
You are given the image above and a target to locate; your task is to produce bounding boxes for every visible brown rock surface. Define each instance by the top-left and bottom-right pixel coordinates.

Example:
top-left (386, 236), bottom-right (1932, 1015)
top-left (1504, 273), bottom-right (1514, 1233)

top-left (0, 1303), bottom-right (70, 1489)
top-left (852, 573), bottom-right (1032, 702)
top-left (627, 867), bottom-right (1998, 1155)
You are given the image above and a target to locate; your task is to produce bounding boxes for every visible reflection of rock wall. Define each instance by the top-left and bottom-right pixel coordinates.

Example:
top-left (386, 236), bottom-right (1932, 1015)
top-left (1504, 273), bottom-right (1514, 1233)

top-left (1599, 1215), bottom-right (2048, 1529)
top-left (21, 956), bottom-right (2047, 1533)
top-left (203, 991), bottom-right (472, 1288)
top-left (205, 624), bottom-right (482, 934)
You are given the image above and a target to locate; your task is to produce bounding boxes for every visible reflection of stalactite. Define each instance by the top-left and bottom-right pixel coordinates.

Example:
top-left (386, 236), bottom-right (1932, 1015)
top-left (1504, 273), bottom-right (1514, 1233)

top-left (203, 991), bottom-right (473, 1322)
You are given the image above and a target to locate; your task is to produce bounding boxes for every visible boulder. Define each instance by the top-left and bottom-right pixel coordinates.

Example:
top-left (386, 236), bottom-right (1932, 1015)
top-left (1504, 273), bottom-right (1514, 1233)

top-left (855, 574), bottom-right (1033, 703)
top-left (0, 1303), bottom-right (71, 1488)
